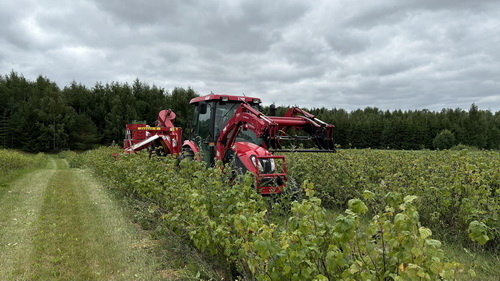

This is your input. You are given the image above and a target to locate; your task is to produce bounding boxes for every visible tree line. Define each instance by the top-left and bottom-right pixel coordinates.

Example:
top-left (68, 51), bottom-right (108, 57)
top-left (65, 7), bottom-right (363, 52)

top-left (274, 104), bottom-right (500, 150)
top-left (0, 72), bottom-right (197, 152)
top-left (0, 71), bottom-right (498, 152)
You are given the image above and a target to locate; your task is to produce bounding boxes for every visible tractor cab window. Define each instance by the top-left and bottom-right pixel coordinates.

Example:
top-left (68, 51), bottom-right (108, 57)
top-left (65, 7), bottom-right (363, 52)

top-left (192, 101), bottom-right (215, 164)
top-left (214, 101), bottom-right (262, 146)
top-left (214, 102), bottom-right (238, 136)
top-left (192, 102), bottom-right (213, 142)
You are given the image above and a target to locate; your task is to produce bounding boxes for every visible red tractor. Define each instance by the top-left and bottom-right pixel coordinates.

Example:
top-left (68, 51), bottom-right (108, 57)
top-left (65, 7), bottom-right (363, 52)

top-left (124, 94), bottom-right (335, 195)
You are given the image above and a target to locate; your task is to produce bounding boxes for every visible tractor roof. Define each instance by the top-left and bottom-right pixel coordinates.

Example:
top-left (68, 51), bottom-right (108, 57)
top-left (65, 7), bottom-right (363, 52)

top-left (190, 94), bottom-right (262, 104)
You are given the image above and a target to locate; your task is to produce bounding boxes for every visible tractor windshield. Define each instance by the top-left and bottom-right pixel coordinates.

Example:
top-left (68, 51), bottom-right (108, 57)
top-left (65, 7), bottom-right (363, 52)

top-left (215, 102), bottom-right (262, 145)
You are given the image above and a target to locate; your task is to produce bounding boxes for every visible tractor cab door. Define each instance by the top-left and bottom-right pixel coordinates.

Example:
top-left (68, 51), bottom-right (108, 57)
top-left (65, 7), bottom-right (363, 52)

top-left (191, 101), bottom-right (215, 164)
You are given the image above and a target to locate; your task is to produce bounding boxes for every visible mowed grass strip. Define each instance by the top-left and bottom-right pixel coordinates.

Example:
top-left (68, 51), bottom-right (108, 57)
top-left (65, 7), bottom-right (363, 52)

top-left (29, 158), bottom-right (164, 280)
top-left (30, 163), bottom-right (96, 280)
top-left (0, 160), bottom-right (56, 280)
top-left (72, 167), bottom-right (167, 280)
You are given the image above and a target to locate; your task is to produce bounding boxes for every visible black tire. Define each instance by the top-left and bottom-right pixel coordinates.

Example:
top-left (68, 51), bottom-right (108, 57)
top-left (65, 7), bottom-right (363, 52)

top-left (148, 140), bottom-right (168, 158)
top-left (177, 146), bottom-right (194, 161)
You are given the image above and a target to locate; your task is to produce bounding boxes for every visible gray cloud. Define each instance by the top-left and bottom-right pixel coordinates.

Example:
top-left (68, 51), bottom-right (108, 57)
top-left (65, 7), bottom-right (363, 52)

top-left (0, 0), bottom-right (499, 111)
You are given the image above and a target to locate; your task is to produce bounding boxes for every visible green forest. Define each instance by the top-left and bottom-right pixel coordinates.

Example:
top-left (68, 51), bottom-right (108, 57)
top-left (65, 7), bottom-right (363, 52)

top-left (1, 71), bottom-right (499, 152)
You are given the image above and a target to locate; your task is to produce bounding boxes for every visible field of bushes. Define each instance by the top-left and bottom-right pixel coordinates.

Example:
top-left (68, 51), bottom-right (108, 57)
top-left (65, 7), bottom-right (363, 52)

top-left (284, 150), bottom-right (499, 250)
top-left (65, 148), bottom-right (499, 280)
top-left (0, 149), bottom-right (45, 172)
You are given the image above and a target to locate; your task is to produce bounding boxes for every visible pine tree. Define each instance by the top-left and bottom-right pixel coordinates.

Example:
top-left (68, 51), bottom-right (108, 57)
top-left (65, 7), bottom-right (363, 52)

top-left (433, 129), bottom-right (455, 150)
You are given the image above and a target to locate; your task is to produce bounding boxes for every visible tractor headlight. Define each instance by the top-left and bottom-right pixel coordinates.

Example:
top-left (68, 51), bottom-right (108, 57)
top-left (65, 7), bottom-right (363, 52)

top-left (250, 155), bottom-right (275, 173)
top-left (262, 158), bottom-right (276, 173)
top-left (250, 155), bottom-right (261, 172)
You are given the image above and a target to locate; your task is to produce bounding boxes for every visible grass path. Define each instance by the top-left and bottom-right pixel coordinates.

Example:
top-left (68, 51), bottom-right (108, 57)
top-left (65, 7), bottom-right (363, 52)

top-left (0, 157), bottom-right (168, 280)
top-left (0, 159), bottom-right (56, 280)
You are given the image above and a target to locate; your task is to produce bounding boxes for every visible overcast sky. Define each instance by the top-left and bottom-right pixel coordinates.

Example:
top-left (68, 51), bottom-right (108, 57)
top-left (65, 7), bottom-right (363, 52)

top-left (1, 0), bottom-right (499, 111)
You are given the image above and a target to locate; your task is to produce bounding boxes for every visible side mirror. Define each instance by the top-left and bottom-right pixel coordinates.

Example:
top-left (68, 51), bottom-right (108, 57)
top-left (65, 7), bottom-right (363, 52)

top-left (198, 102), bottom-right (207, 114)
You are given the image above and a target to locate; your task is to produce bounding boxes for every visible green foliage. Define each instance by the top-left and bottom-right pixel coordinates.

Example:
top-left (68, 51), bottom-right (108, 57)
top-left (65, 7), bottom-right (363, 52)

top-left (66, 113), bottom-right (100, 150)
top-left (0, 71), bottom-right (198, 152)
top-left (167, 87), bottom-right (198, 138)
top-left (433, 129), bottom-right (455, 150)
top-left (450, 143), bottom-right (479, 151)
top-left (0, 149), bottom-right (46, 171)
top-left (285, 150), bottom-right (499, 252)
top-left (2, 71), bottom-right (500, 153)
top-left (59, 151), bottom-right (84, 168)
top-left (468, 221), bottom-right (490, 245)
top-left (76, 148), bottom-right (472, 280)
top-left (262, 105), bottom-right (500, 150)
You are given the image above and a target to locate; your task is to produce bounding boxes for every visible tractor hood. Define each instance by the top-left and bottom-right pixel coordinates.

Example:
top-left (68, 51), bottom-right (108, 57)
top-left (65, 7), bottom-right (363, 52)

top-left (232, 141), bottom-right (271, 164)
top-left (231, 141), bottom-right (285, 194)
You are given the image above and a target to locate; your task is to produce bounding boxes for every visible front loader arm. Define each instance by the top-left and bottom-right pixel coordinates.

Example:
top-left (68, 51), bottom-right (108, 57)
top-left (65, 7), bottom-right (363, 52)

top-left (216, 103), bottom-right (336, 160)
top-left (273, 107), bottom-right (335, 151)
top-left (216, 103), bottom-right (278, 159)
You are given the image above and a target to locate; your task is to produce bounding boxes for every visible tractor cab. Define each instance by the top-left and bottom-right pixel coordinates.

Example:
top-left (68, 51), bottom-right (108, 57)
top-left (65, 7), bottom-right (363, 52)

top-left (189, 95), bottom-right (262, 164)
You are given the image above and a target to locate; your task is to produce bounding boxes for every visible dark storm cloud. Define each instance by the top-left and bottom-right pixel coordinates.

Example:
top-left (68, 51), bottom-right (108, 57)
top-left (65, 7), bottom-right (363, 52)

top-left (0, 0), bottom-right (499, 111)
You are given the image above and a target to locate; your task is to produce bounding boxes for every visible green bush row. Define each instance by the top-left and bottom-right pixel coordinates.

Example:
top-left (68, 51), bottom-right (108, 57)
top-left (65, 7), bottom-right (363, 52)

top-left (58, 150), bottom-right (84, 168)
top-left (0, 149), bottom-right (45, 171)
top-left (74, 147), bottom-right (470, 280)
top-left (284, 150), bottom-right (499, 251)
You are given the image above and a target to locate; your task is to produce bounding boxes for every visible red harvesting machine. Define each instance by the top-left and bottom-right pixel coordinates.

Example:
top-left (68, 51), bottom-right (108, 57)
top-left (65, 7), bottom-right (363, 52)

top-left (124, 94), bottom-right (335, 195)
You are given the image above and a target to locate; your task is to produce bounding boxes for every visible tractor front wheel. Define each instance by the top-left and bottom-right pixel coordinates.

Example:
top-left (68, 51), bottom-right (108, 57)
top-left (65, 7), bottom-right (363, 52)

top-left (177, 146), bottom-right (194, 161)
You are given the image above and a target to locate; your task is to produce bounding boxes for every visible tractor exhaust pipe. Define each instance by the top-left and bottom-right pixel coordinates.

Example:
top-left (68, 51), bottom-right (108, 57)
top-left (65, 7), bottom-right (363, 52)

top-left (269, 103), bottom-right (276, 116)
